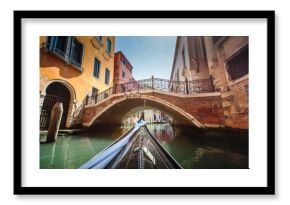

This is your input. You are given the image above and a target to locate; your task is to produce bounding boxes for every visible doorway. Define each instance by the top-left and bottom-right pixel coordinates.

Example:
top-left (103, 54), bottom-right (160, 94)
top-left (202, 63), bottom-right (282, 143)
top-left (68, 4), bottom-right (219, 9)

top-left (40, 82), bottom-right (71, 130)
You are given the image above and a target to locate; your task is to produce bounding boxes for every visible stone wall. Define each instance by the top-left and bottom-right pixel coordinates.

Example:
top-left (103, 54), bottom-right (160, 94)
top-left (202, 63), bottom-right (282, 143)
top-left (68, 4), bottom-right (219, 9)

top-left (204, 36), bottom-right (249, 129)
top-left (171, 36), bottom-right (210, 82)
top-left (222, 77), bottom-right (248, 128)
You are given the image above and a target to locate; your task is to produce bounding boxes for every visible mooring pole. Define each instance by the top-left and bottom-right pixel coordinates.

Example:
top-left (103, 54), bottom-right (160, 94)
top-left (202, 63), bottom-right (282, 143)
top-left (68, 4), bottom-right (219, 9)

top-left (46, 102), bottom-right (63, 143)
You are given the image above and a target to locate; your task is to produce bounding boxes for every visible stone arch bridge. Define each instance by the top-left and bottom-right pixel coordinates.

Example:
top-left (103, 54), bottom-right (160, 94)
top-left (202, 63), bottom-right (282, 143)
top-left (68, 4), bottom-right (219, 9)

top-left (73, 77), bottom-right (224, 128)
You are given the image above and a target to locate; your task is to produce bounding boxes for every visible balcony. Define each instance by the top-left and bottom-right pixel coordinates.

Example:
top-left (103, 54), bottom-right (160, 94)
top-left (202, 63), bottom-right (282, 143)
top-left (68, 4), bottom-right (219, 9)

top-left (44, 42), bottom-right (83, 72)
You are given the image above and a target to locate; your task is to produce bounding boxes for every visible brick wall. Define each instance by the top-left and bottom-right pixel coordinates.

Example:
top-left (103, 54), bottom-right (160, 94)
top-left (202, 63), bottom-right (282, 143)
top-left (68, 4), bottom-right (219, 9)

top-left (149, 92), bottom-right (224, 126)
top-left (204, 36), bottom-right (249, 129)
top-left (222, 78), bottom-right (248, 129)
top-left (83, 92), bottom-right (225, 128)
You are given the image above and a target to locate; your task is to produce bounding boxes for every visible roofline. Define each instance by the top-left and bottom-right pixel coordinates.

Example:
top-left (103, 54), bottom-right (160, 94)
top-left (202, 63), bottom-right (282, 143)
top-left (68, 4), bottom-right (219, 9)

top-left (114, 51), bottom-right (133, 69)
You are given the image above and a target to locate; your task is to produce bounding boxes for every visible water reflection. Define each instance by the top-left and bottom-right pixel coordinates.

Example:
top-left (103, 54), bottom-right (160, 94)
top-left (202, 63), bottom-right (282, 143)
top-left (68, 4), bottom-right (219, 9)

top-left (147, 123), bottom-right (248, 169)
top-left (40, 123), bottom-right (248, 169)
top-left (40, 127), bottom-right (129, 169)
top-left (148, 124), bottom-right (175, 144)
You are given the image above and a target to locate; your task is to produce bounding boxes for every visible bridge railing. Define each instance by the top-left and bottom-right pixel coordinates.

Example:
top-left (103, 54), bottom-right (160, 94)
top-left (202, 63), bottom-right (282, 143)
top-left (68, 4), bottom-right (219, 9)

top-left (86, 86), bottom-right (114, 105)
top-left (85, 76), bottom-right (216, 106)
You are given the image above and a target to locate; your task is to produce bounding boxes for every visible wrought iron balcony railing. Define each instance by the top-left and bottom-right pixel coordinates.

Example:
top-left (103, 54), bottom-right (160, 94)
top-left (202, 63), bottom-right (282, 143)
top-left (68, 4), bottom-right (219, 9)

top-left (41, 42), bottom-right (83, 72)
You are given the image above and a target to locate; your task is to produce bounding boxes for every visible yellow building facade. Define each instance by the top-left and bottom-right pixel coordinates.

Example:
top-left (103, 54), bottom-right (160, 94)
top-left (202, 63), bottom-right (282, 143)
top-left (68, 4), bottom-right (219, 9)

top-left (40, 36), bottom-right (115, 129)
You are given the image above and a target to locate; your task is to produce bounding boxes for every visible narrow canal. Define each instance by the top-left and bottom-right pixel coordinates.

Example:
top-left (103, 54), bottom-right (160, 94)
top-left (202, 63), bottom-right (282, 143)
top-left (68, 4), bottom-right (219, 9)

top-left (40, 124), bottom-right (248, 169)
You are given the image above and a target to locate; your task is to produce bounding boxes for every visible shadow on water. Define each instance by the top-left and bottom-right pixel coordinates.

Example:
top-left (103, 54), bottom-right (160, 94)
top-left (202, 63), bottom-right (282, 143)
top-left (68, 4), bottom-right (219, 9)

top-left (147, 124), bottom-right (248, 169)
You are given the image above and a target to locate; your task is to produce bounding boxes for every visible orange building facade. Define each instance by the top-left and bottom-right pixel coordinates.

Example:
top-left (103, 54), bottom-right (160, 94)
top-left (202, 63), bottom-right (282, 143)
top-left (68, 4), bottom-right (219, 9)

top-left (39, 36), bottom-right (115, 129)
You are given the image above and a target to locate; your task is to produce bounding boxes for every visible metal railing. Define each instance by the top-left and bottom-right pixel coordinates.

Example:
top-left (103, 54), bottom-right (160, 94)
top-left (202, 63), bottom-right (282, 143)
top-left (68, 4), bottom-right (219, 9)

top-left (71, 76), bottom-right (215, 122)
top-left (42, 42), bottom-right (83, 72)
top-left (40, 110), bottom-right (49, 130)
top-left (84, 76), bottom-right (215, 106)
top-left (86, 87), bottom-right (114, 105)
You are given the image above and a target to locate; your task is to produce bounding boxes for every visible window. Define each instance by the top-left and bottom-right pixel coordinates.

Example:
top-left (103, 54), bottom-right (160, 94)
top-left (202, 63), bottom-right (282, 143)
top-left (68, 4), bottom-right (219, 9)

top-left (46, 36), bottom-right (53, 47)
top-left (106, 38), bottom-right (111, 54)
top-left (46, 36), bottom-right (84, 71)
top-left (122, 59), bottom-right (126, 66)
top-left (226, 46), bottom-right (249, 81)
top-left (122, 70), bottom-right (126, 79)
top-left (96, 36), bottom-right (102, 42)
top-left (92, 87), bottom-right (98, 97)
top-left (70, 38), bottom-right (84, 68)
top-left (105, 68), bottom-right (110, 85)
top-left (55, 37), bottom-right (68, 56)
top-left (47, 36), bottom-right (69, 58)
top-left (93, 57), bottom-right (100, 78)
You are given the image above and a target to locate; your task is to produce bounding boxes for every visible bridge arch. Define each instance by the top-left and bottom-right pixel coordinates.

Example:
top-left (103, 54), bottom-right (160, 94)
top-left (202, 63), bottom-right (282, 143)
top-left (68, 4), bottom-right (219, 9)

top-left (83, 92), bottom-right (205, 128)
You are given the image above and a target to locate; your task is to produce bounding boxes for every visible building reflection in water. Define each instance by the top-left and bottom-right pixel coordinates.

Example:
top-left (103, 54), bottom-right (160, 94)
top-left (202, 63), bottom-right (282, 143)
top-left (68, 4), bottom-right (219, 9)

top-left (40, 123), bottom-right (248, 169)
top-left (147, 123), bottom-right (248, 169)
top-left (149, 123), bottom-right (175, 144)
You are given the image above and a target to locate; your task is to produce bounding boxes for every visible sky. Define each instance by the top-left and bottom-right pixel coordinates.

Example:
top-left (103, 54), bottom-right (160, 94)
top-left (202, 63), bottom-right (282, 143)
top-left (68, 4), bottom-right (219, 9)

top-left (115, 36), bottom-right (176, 80)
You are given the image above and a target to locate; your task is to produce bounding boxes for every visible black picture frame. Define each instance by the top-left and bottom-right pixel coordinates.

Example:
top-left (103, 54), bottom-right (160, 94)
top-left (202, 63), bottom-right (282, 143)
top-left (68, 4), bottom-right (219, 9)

top-left (14, 10), bottom-right (275, 195)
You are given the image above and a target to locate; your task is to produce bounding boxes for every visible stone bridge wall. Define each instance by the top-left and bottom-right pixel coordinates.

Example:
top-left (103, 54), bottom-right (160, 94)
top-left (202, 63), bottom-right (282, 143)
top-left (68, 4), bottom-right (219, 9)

top-left (83, 95), bottom-right (122, 124)
top-left (82, 91), bottom-right (225, 128)
top-left (142, 92), bottom-right (224, 126)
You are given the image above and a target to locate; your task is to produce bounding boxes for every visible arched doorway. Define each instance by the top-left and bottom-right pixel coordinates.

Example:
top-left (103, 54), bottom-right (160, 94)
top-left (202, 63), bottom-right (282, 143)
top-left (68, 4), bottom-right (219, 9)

top-left (40, 82), bottom-right (71, 129)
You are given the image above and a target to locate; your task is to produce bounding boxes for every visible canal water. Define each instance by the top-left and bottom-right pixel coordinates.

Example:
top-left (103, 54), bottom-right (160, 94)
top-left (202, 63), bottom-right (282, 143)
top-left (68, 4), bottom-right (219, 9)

top-left (40, 124), bottom-right (248, 169)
